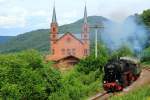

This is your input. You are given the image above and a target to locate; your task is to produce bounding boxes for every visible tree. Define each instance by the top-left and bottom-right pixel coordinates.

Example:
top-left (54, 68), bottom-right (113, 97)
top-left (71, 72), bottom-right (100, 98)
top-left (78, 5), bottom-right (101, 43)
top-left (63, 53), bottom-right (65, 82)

top-left (141, 9), bottom-right (150, 27)
top-left (77, 43), bottom-right (109, 74)
top-left (141, 47), bottom-right (150, 63)
top-left (0, 50), bottom-right (62, 100)
top-left (111, 45), bottom-right (134, 59)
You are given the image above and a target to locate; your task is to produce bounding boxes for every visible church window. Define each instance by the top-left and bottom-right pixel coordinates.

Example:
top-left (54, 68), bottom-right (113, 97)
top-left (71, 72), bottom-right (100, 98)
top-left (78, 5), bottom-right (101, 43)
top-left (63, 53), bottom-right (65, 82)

top-left (61, 49), bottom-right (65, 55)
top-left (72, 48), bottom-right (76, 55)
top-left (67, 49), bottom-right (71, 55)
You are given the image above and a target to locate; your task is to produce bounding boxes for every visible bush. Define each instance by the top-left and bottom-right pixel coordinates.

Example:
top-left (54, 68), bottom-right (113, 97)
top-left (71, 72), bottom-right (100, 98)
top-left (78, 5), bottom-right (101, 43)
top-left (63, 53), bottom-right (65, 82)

top-left (111, 45), bottom-right (134, 59)
top-left (141, 47), bottom-right (150, 63)
top-left (77, 43), bottom-right (109, 74)
top-left (0, 50), bottom-right (62, 100)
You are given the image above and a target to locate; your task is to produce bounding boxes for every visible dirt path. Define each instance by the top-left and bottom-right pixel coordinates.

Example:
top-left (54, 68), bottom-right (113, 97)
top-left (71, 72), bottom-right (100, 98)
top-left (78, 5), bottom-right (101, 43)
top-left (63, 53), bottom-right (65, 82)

top-left (122, 68), bottom-right (150, 93)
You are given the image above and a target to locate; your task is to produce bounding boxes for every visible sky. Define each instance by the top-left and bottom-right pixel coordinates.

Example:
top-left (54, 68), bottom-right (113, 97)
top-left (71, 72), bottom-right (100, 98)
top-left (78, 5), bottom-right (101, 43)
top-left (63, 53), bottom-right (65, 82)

top-left (0, 0), bottom-right (150, 36)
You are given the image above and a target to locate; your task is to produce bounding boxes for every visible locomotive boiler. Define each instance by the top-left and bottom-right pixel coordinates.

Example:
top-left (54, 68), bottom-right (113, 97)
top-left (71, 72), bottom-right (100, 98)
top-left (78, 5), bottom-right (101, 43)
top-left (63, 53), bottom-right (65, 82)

top-left (103, 57), bottom-right (141, 92)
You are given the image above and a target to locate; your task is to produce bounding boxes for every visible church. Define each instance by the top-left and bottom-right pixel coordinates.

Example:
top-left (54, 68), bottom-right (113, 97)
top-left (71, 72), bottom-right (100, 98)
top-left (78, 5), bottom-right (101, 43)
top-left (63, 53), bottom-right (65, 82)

top-left (46, 5), bottom-right (90, 66)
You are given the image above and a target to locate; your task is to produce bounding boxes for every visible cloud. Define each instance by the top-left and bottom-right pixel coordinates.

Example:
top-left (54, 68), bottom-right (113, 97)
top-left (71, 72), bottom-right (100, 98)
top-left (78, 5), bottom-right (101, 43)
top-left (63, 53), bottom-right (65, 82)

top-left (0, 0), bottom-right (150, 36)
top-left (0, 16), bottom-right (26, 28)
top-left (0, 4), bottom-right (49, 29)
top-left (0, 6), bottom-right (28, 28)
top-left (0, 0), bottom-right (4, 2)
top-left (29, 10), bottom-right (48, 17)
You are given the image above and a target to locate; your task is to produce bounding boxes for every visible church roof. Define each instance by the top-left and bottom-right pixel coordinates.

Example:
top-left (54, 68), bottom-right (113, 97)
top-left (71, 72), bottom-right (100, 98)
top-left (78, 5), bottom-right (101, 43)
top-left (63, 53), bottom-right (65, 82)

top-left (58, 33), bottom-right (81, 40)
top-left (57, 32), bottom-right (83, 44)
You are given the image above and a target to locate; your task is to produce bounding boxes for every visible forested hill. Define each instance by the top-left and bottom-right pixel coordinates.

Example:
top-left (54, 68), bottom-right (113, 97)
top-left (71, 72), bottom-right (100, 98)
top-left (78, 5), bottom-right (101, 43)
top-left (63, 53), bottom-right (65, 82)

top-left (0, 36), bottom-right (13, 44)
top-left (0, 16), bottom-right (113, 53)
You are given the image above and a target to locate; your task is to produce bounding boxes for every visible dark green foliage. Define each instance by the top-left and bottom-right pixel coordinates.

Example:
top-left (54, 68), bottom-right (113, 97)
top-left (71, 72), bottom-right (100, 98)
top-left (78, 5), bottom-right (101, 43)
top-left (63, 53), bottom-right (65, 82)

top-left (141, 9), bottom-right (150, 27)
top-left (141, 47), bottom-right (150, 64)
top-left (111, 45), bottom-right (134, 59)
top-left (77, 43), bottom-right (109, 74)
top-left (48, 69), bottom-right (103, 100)
top-left (77, 56), bottom-right (106, 74)
top-left (0, 29), bottom-right (50, 53)
top-left (140, 9), bottom-right (150, 48)
top-left (0, 50), bottom-right (62, 100)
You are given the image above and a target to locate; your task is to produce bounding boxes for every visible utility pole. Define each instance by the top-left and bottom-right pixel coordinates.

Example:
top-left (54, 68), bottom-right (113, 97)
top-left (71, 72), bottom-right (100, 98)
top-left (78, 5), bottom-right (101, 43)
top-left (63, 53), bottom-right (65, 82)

top-left (90, 25), bottom-right (104, 58)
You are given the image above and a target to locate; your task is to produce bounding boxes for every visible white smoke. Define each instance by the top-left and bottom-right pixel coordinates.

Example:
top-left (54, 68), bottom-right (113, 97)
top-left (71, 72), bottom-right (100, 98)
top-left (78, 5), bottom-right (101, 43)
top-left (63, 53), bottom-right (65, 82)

top-left (101, 15), bottom-right (148, 53)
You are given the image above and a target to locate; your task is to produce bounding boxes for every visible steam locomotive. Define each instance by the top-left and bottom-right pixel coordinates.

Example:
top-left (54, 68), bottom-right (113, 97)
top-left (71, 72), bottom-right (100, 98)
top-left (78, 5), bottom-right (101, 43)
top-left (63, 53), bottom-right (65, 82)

top-left (103, 57), bottom-right (141, 92)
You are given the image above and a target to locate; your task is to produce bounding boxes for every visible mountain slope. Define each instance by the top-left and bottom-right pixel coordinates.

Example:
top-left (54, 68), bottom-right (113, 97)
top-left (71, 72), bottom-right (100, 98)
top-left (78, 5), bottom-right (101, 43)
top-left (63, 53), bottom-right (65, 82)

top-left (0, 16), bottom-right (113, 53)
top-left (0, 36), bottom-right (13, 44)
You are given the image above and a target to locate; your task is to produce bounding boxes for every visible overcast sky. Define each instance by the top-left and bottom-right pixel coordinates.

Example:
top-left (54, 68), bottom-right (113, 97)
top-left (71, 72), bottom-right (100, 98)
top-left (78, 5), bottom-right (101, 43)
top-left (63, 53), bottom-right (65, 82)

top-left (0, 0), bottom-right (150, 36)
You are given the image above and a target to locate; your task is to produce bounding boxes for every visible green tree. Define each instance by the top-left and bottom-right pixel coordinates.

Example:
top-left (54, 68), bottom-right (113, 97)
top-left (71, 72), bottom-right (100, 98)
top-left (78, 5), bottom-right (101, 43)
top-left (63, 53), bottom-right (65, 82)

top-left (77, 43), bottom-right (109, 74)
top-left (141, 47), bottom-right (150, 63)
top-left (0, 50), bottom-right (62, 100)
top-left (141, 9), bottom-right (150, 27)
top-left (111, 45), bottom-right (134, 59)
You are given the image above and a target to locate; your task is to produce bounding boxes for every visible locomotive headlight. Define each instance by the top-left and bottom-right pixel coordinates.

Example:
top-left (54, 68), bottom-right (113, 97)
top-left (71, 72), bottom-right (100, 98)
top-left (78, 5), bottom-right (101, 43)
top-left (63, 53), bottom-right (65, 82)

top-left (104, 81), bottom-right (106, 83)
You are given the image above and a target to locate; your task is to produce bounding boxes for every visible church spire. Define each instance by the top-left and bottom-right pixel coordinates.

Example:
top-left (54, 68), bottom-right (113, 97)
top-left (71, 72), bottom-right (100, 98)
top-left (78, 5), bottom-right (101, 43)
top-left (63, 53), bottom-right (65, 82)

top-left (52, 4), bottom-right (57, 23)
top-left (84, 5), bottom-right (87, 24)
top-left (82, 3), bottom-right (89, 43)
top-left (50, 1), bottom-right (58, 42)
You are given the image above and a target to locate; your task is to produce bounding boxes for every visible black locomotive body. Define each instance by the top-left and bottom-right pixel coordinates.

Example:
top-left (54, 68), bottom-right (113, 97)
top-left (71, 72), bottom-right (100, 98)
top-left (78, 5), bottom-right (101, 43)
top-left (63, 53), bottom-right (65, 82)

top-left (103, 57), bottom-right (141, 92)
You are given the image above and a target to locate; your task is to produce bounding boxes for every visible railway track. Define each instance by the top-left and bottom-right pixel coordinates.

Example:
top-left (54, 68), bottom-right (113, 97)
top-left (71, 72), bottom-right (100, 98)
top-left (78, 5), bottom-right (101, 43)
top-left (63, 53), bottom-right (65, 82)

top-left (90, 67), bottom-right (150, 100)
top-left (143, 67), bottom-right (150, 71)
top-left (89, 91), bottom-right (115, 100)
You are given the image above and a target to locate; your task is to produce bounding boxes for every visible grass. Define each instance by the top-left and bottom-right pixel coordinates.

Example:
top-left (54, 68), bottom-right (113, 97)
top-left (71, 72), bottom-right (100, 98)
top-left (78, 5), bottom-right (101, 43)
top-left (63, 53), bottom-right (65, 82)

top-left (110, 84), bottom-right (150, 100)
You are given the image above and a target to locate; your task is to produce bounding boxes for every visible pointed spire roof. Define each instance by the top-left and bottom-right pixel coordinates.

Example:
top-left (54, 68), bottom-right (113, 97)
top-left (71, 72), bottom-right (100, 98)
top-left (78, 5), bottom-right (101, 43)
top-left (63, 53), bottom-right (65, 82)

top-left (84, 5), bottom-right (88, 24)
top-left (52, 4), bottom-right (57, 23)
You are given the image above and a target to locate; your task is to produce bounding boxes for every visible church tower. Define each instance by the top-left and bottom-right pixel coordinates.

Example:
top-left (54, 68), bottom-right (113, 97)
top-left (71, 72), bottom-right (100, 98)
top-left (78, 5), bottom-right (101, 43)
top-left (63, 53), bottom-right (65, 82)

top-left (82, 5), bottom-right (90, 56)
top-left (50, 5), bottom-right (58, 54)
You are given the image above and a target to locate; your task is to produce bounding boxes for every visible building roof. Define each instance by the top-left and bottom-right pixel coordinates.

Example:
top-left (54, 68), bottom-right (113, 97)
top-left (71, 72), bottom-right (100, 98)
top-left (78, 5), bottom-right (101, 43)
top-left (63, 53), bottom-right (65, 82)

top-left (57, 55), bottom-right (80, 62)
top-left (120, 57), bottom-right (140, 64)
top-left (57, 32), bottom-right (83, 44)
top-left (58, 33), bottom-right (82, 40)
